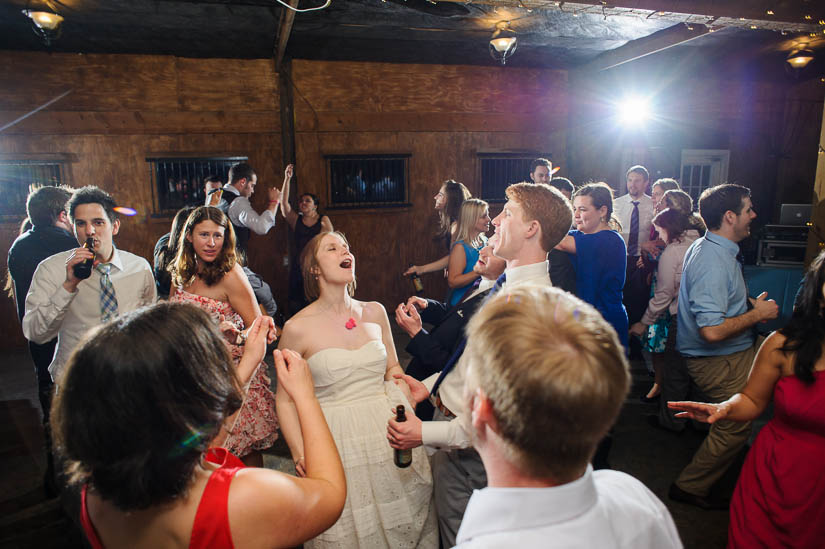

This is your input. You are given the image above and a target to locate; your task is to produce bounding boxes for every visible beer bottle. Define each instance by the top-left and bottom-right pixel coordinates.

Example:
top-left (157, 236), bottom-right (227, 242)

top-left (393, 405), bottom-right (413, 468)
top-left (410, 270), bottom-right (424, 295)
top-left (72, 237), bottom-right (95, 280)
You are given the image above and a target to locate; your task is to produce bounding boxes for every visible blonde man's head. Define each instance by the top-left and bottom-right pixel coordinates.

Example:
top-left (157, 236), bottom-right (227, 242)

top-left (464, 285), bottom-right (630, 481)
top-left (504, 182), bottom-right (573, 252)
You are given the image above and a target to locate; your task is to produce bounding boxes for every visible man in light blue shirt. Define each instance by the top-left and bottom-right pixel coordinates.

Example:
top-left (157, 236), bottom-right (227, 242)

top-left (671, 184), bottom-right (778, 509)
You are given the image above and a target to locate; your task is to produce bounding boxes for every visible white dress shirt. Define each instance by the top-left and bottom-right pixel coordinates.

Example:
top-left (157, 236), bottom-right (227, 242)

top-left (22, 248), bottom-right (156, 381)
top-left (455, 466), bottom-right (683, 548)
top-left (223, 184), bottom-right (276, 235)
top-left (613, 193), bottom-right (655, 255)
top-left (420, 260), bottom-right (551, 450)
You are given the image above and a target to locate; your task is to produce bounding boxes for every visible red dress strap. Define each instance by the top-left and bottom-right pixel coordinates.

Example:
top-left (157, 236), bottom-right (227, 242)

top-left (80, 484), bottom-right (105, 549)
top-left (189, 447), bottom-right (246, 549)
top-left (80, 449), bottom-right (245, 549)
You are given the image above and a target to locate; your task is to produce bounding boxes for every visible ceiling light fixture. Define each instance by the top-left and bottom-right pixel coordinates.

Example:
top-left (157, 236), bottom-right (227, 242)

top-left (489, 21), bottom-right (518, 65)
top-left (21, 7), bottom-right (64, 46)
top-left (786, 49), bottom-right (815, 69)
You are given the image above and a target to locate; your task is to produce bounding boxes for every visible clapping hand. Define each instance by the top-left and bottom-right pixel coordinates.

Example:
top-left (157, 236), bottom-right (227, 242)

top-left (395, 302), bottom-right (423, 338)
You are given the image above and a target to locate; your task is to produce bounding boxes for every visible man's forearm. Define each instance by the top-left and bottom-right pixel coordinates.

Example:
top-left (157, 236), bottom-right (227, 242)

top-left (699, 309), bottom-right (761, 343)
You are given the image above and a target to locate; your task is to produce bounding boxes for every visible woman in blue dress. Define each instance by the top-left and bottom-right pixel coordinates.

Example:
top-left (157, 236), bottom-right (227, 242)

top-left (556, 182), bottom-right (629, 350)
top-left (446, 198), bottom-right (490, 306)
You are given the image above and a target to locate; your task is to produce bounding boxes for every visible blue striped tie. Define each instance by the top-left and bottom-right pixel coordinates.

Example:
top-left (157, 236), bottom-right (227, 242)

top-left (430, 272), bottom-right (506, 396)
top-left (96, 263), bottom-right (119, 322)
top-left (628, 201), bottom-right (640, 256)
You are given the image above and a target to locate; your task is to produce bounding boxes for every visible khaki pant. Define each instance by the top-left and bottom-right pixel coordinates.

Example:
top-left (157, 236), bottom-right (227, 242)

top-left (675, 343), bottom-right (758, 496)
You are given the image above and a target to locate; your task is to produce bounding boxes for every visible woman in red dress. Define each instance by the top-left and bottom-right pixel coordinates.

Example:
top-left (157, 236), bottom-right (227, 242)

top-left (670, 250), bottom-right (825, 549)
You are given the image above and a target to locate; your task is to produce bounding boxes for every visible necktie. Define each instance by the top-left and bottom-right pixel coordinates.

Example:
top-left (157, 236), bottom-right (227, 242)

top-left (96, 263), bottom-right (119, 322)
top-left (431, 272), bottom-right (507, 396)
top-left (628, 201), bottom-right (640, 256)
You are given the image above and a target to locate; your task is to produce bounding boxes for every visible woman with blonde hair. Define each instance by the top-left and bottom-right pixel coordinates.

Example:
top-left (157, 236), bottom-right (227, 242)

top-left (664, 189), bottom-right (706, 232)
top-left (170, 206), bottom-right (278, 467)
top-left (446, 198), bottom-right (490, 306)
top-left (278, 231), bottom-right (437, 548)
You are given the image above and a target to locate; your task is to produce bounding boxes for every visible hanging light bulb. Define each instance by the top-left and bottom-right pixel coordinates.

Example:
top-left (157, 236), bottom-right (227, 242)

top-left (489, 21), bottom-right (518, 65)
top-left (22, 7), bottom-right (64, 45)
top-left (786, 49), bottom-right (815, 69)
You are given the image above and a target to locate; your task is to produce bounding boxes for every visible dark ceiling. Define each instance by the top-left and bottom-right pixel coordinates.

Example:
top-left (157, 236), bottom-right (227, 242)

top-left (0, 0), bottom-right (823, 72)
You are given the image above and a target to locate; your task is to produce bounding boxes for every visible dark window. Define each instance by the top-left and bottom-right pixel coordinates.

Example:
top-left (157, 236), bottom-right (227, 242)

top-left (0, 160), bottom-right (65, 220)
top-left (147, 156), bottom-right (247, 214)
top-left (326, 154), bottom-right (409, 208)
top-left (478, 152), bottom-right (551, 201)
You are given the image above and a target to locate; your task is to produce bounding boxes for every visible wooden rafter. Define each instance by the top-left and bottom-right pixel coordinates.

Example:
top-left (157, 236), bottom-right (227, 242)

top-left (274, 0), bottom-right (300, 72)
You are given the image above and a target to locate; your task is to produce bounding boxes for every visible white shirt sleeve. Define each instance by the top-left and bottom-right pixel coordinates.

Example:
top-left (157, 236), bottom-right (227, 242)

top-left (22, 260), bottom-right (76, 345)
top-left (228, 196), bottom-right (276, 235)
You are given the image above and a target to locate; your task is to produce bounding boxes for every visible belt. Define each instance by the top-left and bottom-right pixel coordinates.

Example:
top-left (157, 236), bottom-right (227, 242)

top-left (432, 395), bottom-right (456, 418)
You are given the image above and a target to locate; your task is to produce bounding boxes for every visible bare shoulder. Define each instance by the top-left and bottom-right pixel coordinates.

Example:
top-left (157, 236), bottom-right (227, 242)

top-left (361, 300), bottom-right (388, 323)
top-left (228, 469), bottom-right (304, 545)
top-left (762, 331), bottom-right (788, 355)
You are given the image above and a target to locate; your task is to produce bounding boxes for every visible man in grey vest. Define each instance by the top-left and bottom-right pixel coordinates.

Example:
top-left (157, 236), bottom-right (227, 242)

top-left (211, 162), bottom-right (280, 254)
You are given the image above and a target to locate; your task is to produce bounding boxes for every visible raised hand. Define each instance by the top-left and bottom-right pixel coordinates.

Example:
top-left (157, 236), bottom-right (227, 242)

top-left (395, 303), bottom-right (423, 338)
top-left (284, 163), bottom-right (294, 180)
top-left (274, 349), bottom-right (316, 403)
top-left (405, 296), bottom-right (428, 311)
top-left (753, 292), bottom-right (779, 323)
top-left (667, 400), bottom-right (730, 424)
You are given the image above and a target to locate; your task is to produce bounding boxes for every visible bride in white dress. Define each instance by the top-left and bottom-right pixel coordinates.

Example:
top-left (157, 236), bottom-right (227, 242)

top-left (276, 231), bottom-right (437, 548)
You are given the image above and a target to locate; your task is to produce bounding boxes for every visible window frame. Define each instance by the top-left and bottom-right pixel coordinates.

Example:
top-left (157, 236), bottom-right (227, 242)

top-left (476, 151), bottom-right (553, 203)
top-left (324, 153), bottom-right (412, 210)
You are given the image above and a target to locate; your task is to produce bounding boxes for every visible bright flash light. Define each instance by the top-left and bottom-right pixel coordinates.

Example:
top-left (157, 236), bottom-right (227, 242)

top-left (617, 97), bottom-right (651, 124)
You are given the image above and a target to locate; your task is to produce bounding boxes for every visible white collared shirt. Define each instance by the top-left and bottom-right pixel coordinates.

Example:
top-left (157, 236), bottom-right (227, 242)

top-left (420, 261), bottom-right (551, 450)
top-left (455, 466), bottom-right (683, 548)
top-left (22, 248), bottom-right (156, 381)
top-left (613, 193), bottom-right (655, 255)
top-left (223, 183), bottom-right (276, 236)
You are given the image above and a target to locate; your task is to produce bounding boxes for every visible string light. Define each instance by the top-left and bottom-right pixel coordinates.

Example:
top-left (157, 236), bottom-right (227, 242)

top-left (766, 10), bottom-right (774, 16)
top-left (804, 15), bottom-right (812, 20)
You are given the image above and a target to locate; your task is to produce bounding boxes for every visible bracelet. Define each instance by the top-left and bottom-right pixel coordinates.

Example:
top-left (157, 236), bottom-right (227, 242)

top-left (269, 200), bottom-right (279, 204)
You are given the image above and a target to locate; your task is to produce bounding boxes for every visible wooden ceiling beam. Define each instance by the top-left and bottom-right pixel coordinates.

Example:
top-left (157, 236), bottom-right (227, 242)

top-left (579, 22), bottom-right (710, 72)
top-left (274, 0), bottom-right (300, 72)
top-left (438, 1), bottom-right (825, 28)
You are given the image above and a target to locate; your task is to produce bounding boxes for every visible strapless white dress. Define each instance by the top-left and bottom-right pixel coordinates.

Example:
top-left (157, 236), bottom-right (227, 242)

top-left (306, 340), bottom-right (437, 549)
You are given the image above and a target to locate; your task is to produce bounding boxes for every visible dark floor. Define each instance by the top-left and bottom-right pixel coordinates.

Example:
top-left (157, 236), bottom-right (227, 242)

top-left (0, 327), bottom-right (742, 548)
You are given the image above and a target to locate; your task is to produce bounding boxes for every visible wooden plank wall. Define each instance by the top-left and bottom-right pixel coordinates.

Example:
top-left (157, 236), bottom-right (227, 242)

top-left (0, 51), bottom-right (284, 350)
top-left (289, 60), bottom-right (568, 311)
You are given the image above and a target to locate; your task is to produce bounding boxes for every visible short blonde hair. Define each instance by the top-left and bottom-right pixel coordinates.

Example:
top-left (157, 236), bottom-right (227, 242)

top-left (301, 231), bottom-right (357, 301)
top-left (464, 285), bottom-right (630, 480)
top-left (454, 198), bottom-right (488, 247)
top-left (504, 182), bottom-right (572, 252)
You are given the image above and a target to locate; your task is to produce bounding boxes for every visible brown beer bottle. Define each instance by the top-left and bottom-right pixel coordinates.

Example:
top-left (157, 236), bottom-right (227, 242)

top-left (410, 271), bottom-right (424, 295)
top-left (393, 405), bottom-right (413, 468)
top-left (72, 237), bottom-right (95, 280)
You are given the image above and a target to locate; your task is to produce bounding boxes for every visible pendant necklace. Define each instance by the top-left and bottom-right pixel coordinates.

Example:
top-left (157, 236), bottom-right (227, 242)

top-left (345, 300), bottom-right (357, 330)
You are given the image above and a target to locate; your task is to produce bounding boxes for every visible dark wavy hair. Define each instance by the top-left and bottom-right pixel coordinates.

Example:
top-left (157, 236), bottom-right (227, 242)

top-left (155, 206), bottom-right (197, 295)
top-left (52, 302), bottom-right (242, 510)
top-left (437, 180), bottom-right (471, 239)
top-left (652, 208), bottom-right (689, 244)
top-left (172, 206), bottom-right (237, 287)
top-left (779, 250), bottom-right (825, 385)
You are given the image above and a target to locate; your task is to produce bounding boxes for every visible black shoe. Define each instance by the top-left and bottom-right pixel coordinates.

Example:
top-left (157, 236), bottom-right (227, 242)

top-left (647, 414), bottom-right (686, 435)
top-left (668, 483), bottom-right (729, 510)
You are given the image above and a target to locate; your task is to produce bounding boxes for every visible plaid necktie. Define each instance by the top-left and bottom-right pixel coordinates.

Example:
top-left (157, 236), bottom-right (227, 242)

top-left (431, 272), bottom-right (507, 396)
top-left (628, 201), bottom-right (640, 256)
top-left (96, 263), bottom-right (119, 322)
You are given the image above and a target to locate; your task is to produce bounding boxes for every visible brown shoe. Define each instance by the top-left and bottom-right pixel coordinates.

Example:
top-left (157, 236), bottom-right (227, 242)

top-left (668, 483), bottom-right (729, 510)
